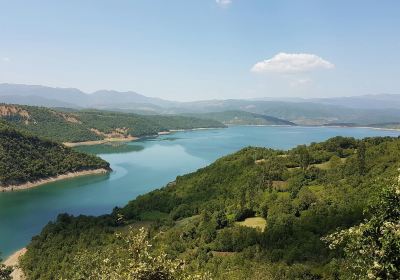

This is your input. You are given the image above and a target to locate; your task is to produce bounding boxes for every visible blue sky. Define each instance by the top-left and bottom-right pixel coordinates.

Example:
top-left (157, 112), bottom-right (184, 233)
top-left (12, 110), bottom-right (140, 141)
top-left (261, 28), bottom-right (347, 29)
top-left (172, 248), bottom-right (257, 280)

top-left (0, 0), bottom-right (399, 101)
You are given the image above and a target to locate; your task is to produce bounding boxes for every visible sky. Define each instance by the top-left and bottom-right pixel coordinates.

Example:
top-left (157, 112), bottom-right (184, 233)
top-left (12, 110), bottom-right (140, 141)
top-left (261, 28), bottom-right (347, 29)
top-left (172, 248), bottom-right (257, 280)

top-left (0, 0), bottom-right (400, 101)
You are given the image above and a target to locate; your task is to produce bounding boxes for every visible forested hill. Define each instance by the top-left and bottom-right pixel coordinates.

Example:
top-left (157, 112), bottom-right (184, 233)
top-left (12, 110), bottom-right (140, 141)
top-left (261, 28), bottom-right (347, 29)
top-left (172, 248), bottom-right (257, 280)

top-left (0, 124), bottom-right (110, 187)
top-left (20, 136), bottom-right (400, 279)
top-left (0, 104), bottom-right (225, 143)
top-left (185, 110), bottom-right (296, 126)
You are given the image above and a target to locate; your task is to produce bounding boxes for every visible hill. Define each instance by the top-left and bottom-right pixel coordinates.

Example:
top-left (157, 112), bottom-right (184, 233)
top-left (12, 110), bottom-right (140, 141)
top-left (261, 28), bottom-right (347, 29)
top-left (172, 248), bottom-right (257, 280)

top-left (19, 136), bottom-right (400, 279)
top-left (0, 83), bottom-right (176, 109)
top-left (185, 110), bottom-right (296, 126)
top-left (0, 104), bottom-right (225, 143)
top-left (2, 83), bottom-right (400, 126)
top-left (309, 93), bottom-right (400, 110)
top-left (0, 124), bottom-right (110, 189)
top-left (170, 100), bottom-right (400, 125)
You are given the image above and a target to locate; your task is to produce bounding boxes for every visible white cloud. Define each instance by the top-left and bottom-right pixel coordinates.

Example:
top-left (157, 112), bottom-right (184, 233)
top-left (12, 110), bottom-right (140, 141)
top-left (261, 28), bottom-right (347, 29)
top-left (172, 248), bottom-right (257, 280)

top-left (251, 52), bottom-right (334, 74)
top-left (1, 57), bottom-right (10, 62)
top-left (216, 0), bottom-right (232, 7)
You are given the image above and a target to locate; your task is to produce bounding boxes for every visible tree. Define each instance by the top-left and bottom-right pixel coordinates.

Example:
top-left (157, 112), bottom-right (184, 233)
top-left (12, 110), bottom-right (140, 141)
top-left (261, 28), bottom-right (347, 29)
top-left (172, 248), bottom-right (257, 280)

top-left (357, 142), bottom-right (367, 175)
top-left (296, 145), bottom-right (312, 171)
top-left (67, 227), bottom-right (211, 280)
top-left (0, 255), bottom-right (12, 280)
top-left (329, 155), bottom-right (342, 169)
top-left (261, 158), bottom-right (286, 191)
top-left (214, 210), bottom-right (228, 229)
top-left (323, 180), bottom-right (400, 279)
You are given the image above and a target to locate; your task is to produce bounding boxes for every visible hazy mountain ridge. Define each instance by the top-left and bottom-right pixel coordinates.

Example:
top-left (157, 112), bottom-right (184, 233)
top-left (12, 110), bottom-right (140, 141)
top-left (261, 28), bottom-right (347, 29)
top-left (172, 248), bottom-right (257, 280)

top-left (2, 83), bottom-right (400, 126)
top-left (0, 83), bottom-right (176, 109)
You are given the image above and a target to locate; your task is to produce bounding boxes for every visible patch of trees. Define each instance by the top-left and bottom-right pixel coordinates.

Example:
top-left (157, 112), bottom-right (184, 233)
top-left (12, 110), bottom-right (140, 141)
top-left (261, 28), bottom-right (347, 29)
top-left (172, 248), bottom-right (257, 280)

top-left (0, 127), bottom-right (110, 186)
top-left (19, 136), bottom-right (400, 279)
top-left (0, 104), bottom-right (225, 143)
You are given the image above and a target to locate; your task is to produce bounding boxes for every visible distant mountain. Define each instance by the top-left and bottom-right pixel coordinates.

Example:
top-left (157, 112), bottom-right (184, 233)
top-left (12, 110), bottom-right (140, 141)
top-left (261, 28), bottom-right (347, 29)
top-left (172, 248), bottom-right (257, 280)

top-left (308, 94), bottom-right (400, 110)
top-left (0, 94), bottom-right (78, 108)
top-left (91, 90), bottom-right (176, 108)
top-left (0, 84), bottom-right (86, 106)
top-left (186, 110), bottom-right (295, 126)
top-left (253, 94), bottom-right (400, 110)
top-left (0, 83), bottom-right (175, 109)
top-left (169, 100), bottom-right (400, 125)
top-left (2, 83), bottom-right (400, 126)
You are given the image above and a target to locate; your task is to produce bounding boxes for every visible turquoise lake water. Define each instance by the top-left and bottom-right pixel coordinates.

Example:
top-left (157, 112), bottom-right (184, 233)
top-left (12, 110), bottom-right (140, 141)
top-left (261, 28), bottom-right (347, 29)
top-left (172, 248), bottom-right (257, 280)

top-left (1, 126), bottom-right (399, 257)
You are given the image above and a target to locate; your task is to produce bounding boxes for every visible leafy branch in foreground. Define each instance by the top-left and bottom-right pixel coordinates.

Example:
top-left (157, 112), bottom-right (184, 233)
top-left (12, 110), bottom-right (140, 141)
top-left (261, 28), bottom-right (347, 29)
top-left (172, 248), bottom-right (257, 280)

top-left (67, 227), bottom-right (212, 280)
top-left (0, 255), bottom-right (12, 280)
top-left (323, 179), bottom-right (400, 279)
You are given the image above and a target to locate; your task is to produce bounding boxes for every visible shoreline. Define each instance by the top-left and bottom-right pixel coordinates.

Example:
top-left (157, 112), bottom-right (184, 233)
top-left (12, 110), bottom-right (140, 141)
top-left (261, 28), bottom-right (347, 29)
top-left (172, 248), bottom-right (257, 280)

top-left (321, 124), bottom-right (400, 132)
top-left (229, 123), bottom-right (400, 132)
top-left (64, 128), bottom-right (225, 147)
top-left (3, 248), bottom-right (27, 280)
top-left (169, 127), bottom-right (225, 132)
top-left (63, 125), bottom-right (400, 149)
top-left (0, 168), bottom-right (110, 192)
top-left (237, 123), bottom-right (400, 132)
top-left (63, 136), bottom-right (138, 147)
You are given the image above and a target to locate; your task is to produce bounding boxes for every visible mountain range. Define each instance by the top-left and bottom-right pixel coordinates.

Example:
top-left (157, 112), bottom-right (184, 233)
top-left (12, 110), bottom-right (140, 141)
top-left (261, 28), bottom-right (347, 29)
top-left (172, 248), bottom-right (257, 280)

top-left (1, 83), bottom-right (400, 125)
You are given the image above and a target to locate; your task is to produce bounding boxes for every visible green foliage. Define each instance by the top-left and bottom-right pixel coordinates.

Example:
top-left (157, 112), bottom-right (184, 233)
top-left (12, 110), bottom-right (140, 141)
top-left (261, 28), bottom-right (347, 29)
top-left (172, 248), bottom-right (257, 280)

top-left (66, 227), bottom-right (211, 280)
top-left (0, 127), bottom-right (110, 186)
top-left (324, 181), bottom-right (400, 279)
top-left (0, 104), bottom-right (225, 143)
top-left (358, 141), bottom-right (367, 175)
top-left (20, 136), bottom-right (400, 279)
top-left (185, 110), bottom-right (295, 126)
top-left (0, 255), bottom-right (12, 280)
top-left (293, 145), bottom-right (313, 170)
top-left (213, 226), bottom-right (259, 252)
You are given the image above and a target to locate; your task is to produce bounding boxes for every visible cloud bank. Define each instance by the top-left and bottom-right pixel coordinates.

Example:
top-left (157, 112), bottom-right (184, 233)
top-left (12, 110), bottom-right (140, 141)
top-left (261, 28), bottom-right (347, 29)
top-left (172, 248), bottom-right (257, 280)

top-left (251, 52), bottom-right (334, 74)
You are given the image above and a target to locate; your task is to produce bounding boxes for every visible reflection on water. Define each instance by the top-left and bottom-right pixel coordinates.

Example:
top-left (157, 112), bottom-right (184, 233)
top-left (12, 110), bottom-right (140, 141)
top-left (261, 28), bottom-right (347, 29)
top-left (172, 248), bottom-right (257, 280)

top-left (74, 143), bottom-right (145, 155)
top-left (0, 126), bottom-right (399, 257)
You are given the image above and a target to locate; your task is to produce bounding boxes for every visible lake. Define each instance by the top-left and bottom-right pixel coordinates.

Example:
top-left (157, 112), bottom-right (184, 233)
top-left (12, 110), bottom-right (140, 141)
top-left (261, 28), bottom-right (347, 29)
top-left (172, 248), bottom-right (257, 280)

top-left (1, 126), bottom-right (399, 257)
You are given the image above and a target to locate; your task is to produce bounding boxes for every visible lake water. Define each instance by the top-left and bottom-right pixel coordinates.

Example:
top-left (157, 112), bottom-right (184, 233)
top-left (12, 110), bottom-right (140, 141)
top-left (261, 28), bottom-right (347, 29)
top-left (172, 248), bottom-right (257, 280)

top-left (1, 126), bottom-right (399, 257)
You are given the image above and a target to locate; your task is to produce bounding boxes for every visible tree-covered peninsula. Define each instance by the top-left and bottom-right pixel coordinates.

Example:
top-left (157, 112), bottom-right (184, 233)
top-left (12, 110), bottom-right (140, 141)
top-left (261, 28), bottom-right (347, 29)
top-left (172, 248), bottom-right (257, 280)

top-left (0, 124), bottom-right (110, 189)
top-left (19, 136), bottom-right (400, 279)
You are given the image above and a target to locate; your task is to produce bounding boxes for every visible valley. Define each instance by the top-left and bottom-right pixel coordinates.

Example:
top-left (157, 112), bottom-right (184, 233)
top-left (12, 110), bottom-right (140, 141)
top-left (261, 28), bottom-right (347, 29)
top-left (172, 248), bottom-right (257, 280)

top-left (1, 125), bottom-right (399, 279)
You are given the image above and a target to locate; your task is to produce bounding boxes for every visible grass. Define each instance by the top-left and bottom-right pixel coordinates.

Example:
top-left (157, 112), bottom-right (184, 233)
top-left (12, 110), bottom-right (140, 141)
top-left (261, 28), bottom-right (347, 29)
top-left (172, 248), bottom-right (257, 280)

top-left (236, 217), bottom-right (267, 232)
top-left (312, 158), bottom-right (347, 170)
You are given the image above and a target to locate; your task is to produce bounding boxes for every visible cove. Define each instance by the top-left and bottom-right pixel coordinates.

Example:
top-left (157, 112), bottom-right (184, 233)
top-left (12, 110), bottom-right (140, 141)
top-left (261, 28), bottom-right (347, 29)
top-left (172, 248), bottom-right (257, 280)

top-left (1, 126), bottom-right (399, 257)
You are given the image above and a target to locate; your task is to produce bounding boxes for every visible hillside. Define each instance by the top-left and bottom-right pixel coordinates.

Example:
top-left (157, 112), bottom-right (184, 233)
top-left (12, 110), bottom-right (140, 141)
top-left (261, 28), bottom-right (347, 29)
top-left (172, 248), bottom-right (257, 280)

top-left (185, 110), bottom-right (296, 126)
top-left (20, 136), bottom-right (400, 279)
top-left (0, 83), bottom-right (176, 108)
top-left (0, 124), bottom-right (110, 189)
top-left (0, 104), bottom-right (225, 143)
top-left (2, 84), bottom-right (400, 126)
top-left (170, 100), bottom-right (400, 125)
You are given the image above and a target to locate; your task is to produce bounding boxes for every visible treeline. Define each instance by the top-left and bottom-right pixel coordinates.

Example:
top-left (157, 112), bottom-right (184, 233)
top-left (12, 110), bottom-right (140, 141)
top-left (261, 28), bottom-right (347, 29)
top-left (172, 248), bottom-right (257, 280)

top-left (185, 110), bottom-right (296, 126)
top-left (0, 104), bottom-right (225, 143)
top-left (0, 124), bottom-right (110, 187)
top-left (20, 136), bottom-right (400, 279)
